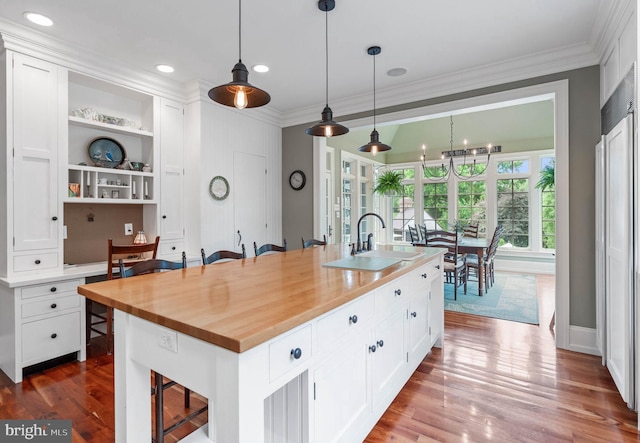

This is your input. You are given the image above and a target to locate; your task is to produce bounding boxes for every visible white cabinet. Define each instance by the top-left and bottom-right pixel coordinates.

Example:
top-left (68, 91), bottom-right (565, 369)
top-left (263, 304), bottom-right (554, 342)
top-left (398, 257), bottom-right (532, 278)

top-left (0, 277), bottom-right (86, 383)
top-left (3, 53), bottom-right (64, 278)
top-left (311, 255), bottom-right (444, 443)
top-left (158, 99), bottom-right (184, 255)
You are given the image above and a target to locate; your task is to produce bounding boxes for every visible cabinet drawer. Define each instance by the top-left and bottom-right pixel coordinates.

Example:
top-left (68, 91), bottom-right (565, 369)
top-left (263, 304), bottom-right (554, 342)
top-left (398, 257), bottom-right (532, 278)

top-left (317, 294), bottom-right (373, 354)
top-left (411, 260), bottom-right (441, 288)
top-left (22, 312), bottom-right (81, 366)
top-left (14, 252), bottom-right (59, 272)
top-left (21, 279), bottom-right (82, 300)
top-left (22, 294), bottom-right (80, 319)
top-left (375, 275), bottom-right (410, 314)
top-left (269, 325), bottom-right (312, 382)
top-left (159, 240), bottom-right (185, 257)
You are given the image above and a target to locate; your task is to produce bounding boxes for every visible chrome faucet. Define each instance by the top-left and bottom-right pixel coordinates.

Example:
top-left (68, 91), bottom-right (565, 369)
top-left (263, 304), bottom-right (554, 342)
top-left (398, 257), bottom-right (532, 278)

top-left (355, 212), bottom-right (386, 254)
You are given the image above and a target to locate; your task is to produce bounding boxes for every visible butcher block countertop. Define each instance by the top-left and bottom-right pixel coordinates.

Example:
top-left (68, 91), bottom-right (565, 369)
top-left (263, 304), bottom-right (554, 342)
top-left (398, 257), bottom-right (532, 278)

top-left (77, 244), bottom-right (444, 353)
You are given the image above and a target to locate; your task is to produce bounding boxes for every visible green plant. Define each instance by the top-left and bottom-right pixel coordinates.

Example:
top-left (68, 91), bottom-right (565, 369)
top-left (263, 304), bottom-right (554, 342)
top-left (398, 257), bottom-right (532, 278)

top-left (535, 161), bottom-right (555, 191)
top-left (373, 169), bottom-right (403, 196)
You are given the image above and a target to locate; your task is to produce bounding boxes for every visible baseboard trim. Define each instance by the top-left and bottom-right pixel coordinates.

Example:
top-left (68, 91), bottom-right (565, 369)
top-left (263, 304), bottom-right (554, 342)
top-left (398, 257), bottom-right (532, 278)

top-left (568, 325), bottom-right (600, 356)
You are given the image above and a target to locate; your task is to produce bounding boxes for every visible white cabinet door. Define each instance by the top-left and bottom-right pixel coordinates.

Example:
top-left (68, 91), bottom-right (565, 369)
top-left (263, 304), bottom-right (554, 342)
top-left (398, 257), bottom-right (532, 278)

top-left (313, 337), bottom-right (369, 443)
top-left (159, 99), bottom-right (184, 241)
top-left (605, 115), bottom-right (634, 407)
top-left (408, 293), bottom-right (429, 357)
top-left (371, 309), bottom-right (405, 411)
top-left (12, 54), bottom-right (60, 252)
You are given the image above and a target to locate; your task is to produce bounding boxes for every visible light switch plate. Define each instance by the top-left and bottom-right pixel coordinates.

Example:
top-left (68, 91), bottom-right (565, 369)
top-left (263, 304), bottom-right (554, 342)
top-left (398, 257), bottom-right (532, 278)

top-left (124, 223), bottom-right (133, 235)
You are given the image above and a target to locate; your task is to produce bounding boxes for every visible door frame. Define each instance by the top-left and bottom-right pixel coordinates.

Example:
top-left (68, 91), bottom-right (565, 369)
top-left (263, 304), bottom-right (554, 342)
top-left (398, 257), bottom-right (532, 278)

top-left (314, 80), bottom-right (570, 350)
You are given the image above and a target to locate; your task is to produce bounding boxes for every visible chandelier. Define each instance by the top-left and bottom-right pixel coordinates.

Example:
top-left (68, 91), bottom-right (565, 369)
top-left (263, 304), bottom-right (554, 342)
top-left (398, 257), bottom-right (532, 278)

top-left (421, 115), bottom-right (500, 180)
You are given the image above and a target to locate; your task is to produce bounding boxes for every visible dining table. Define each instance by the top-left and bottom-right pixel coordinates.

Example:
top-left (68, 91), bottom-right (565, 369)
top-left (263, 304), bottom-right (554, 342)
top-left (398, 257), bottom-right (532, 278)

top-left (457, 237), bottom-right (491, 296)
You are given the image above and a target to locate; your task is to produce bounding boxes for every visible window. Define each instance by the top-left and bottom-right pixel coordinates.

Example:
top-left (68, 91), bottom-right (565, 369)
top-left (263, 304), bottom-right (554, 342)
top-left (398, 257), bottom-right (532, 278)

top-left (457, 180), bottom-right (486, 235)
top-left (391, 168), bottom-right (415, 242)
top-left (496, 160), bottom-right (530, 248)
top-left (342, 178), bottom-right (352, 245)
top-left (423, 182), bottom-right (448, 231)
top-left (340, 154), bottom-right (378, 245)
top-left (540, 157), bottom-right (555, 250)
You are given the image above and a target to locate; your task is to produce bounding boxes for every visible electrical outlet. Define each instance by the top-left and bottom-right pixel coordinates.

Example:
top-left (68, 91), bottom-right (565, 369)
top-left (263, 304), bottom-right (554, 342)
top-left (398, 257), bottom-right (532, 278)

top-left (124, 223), bottom-right (133, 235)
top-left (159, 330), bottom-right (178, 353)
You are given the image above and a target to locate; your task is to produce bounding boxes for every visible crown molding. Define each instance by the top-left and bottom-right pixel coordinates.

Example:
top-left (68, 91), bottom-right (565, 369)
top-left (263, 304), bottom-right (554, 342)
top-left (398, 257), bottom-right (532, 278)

top-left (0, 19), bottom-right (186, 103)
top-left (592, 0), bottom-right (635, 61)
top-left (281, 42), bottom-right (599, 128)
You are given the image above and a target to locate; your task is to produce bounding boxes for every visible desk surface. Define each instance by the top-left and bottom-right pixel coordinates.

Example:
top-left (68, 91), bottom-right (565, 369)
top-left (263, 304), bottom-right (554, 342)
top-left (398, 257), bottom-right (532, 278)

top-left (78, 245), bottom-right (444, 353)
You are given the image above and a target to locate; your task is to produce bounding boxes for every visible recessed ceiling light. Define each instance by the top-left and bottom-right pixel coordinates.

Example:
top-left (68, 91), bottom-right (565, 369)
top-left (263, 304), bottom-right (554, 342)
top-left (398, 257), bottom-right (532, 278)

top-left (23, 12), bottom-right (53, 27)
top-left (155, 64), bottom-right (174, 73)
top-left (387, 67), bottom-right (407, 77)
top-left (252, 64), bottom-right (269, 73)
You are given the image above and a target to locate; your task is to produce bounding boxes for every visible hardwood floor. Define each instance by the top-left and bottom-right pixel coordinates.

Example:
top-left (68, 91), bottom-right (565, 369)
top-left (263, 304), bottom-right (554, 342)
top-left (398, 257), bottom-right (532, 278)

top-left (0, 274), bottom-right (637, 442)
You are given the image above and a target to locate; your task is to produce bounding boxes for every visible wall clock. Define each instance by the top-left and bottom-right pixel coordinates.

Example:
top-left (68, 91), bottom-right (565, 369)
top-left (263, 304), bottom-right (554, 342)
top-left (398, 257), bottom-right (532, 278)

top-left (209, 176), bottom-right (229, 200)
top-left (289, 170), bottom-right (306, 191)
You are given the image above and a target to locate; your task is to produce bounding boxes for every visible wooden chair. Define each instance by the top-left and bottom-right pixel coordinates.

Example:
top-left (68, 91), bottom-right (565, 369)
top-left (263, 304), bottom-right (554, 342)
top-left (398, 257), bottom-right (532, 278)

top-left (425, 230), bottom-right (467, 300)
top-left (119, 252), bottom-right (204, 443)
top-left (408, 225), bottom-right (422, 245)
top-left (463, 222), bottom-right (479, 238)
top-left (466, 225), bottom-right (503, 291)
top-left (254, 239), bottom-right (287, 256)
top-left (201, 244), bottom-right (246, 264)
top-left (302, 235), bottom-right (327, 249)
top-left (86, 236), bottom-right (160, 354)
top-left (418, 224), bottom-right (427, 242)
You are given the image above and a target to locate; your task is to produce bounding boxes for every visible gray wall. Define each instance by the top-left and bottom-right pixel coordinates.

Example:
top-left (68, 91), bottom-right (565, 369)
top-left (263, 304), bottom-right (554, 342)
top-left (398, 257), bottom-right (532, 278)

top-left (283, 65), bottom-right (600, 328)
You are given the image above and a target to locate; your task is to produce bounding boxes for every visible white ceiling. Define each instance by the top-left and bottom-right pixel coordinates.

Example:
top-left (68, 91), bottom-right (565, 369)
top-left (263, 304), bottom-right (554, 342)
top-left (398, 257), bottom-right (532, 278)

top-left (0, 0), bottom-right (614, 125)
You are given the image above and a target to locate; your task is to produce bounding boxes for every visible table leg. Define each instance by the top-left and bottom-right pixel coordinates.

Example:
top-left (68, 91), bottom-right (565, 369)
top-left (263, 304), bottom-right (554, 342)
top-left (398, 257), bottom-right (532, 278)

top-left (478, 248), bottom-right (485, 296)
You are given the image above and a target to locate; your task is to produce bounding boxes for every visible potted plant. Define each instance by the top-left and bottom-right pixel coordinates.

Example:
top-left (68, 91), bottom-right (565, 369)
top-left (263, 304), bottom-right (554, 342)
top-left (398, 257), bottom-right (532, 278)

top-left (373, 169), bottom-right (403, 196)
top-left (535, 161), bottom-right (555, 191)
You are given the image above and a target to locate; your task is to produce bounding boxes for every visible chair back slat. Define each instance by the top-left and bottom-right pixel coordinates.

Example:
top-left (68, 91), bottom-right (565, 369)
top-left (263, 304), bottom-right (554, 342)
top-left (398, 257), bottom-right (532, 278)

top-left (418, 224), bottom-right (427, 242)
top-left (119, 252), bottom-right (186, 278)
top-left (302, 235), bottom-right (327, 249)
top-left (425, 230), bottom-right (459, 260)
top-left (108, 236), bottom-right (160, 279)
top-left (201, 244), bottom-right (246, 265)
top-left (254, 239), bottom-right (287, 256)
top-left (408, 225), bottom-right (420, 244)
top-left (463, 222), bottom-right (479, 239)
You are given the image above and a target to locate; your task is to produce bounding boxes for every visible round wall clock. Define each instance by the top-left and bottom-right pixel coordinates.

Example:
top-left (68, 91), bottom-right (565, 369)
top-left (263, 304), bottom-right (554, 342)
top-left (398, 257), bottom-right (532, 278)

top-left (209, 176), bottom-right (230, 200)
top-left (289, 170), bottom-right (306, 191)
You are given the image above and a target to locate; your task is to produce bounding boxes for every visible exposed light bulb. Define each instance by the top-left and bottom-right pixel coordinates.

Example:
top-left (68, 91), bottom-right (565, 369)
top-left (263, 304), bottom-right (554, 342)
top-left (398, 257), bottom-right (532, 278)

top-left (324, 125), bottom-right (333, 137)
top-left (234, 87), bottom-right (248, 109)
top-left (371, 145), bottom-right (378, 156)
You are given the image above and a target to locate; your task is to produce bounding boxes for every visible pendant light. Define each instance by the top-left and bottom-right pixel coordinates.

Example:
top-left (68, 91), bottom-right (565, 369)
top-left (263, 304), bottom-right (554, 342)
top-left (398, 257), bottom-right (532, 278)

top-left (306, 0), bottom-right (349, 137)
top-left (358, 46), bottom-right (391, 156)
top-left (208, 0), bottom-right (270, 109)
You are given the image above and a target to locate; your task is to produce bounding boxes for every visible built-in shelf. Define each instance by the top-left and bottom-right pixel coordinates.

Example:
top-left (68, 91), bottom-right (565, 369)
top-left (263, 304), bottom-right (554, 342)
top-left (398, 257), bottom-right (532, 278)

top-left (69, 115), bottom-right (153, 137)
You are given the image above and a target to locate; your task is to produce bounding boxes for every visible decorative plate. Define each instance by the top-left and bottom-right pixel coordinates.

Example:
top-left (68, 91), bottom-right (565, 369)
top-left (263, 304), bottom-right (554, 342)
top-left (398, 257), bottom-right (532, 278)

top-left (88, 137), bottom-right (126, 168)
top-left (209, 176), bottom-right (230, 201)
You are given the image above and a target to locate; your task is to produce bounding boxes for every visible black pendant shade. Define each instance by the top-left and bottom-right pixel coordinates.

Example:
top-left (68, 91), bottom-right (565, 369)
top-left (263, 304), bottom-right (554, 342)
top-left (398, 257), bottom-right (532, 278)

top-left (208, 0), bottom-right (270, 109)
top-left (306, 105), bottom-right (349, 137)
top-left (358, 45), bottom-right (390, 155)
top-left (358, 129), bottom-right (392, 155)
top-left (306, 0), bottom-right (349, 137)
top-left (208, 60), bottom-right (270, 109)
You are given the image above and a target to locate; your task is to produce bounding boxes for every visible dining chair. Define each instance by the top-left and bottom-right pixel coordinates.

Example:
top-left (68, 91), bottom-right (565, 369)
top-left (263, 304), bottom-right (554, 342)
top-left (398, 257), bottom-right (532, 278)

top-left (463, 221), bottom-right (479, 238)
top-left (466, 225), bottom-right (503, 291)
top-left (425, 230), bottom-right (467, 300)
top-left (418, 224), bottom-right (427, 242)
top-left (408, 225), bottom-right (422, 245)
top-left (302, 235), bottom-right (327, 249)
top-left (119, 252), bottom-right (205, 443)
top-left (86, 236), bottom-right (160, 355)
top-left (201, 244), bottom-right (246, 264)
top-left (254, 239), bottom-right (287, 256)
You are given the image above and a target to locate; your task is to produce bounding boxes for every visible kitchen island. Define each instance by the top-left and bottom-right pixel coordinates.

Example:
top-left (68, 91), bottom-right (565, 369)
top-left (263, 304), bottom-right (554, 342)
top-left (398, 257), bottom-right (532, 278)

top-left (78, 244), bottom-right (445, 443)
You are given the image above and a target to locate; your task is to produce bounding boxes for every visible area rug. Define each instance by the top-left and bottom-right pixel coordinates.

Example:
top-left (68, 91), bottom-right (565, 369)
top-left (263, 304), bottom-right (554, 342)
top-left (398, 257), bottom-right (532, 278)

top-left (444, 273), bottom-right (539, 325)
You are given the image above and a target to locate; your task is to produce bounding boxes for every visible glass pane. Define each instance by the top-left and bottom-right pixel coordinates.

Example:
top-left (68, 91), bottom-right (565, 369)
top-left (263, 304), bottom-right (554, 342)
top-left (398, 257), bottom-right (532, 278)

top-left (343, 161), bottom-right (352, 175)
top-left (497, 161), bottom-right (513, 174)
top-left (512, 160), bottom-right (529, 173)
